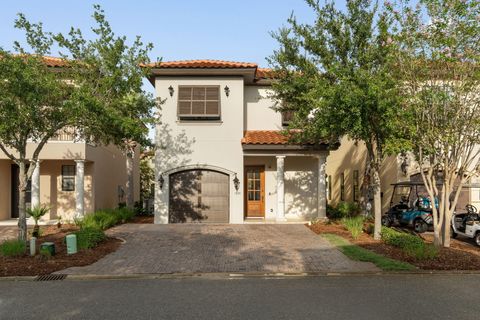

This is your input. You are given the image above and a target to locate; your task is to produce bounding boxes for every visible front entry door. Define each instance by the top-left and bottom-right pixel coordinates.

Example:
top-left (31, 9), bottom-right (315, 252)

top-left (11, 164), bottom-right (31, 218)
top-left (245, 166), bottom-right (265, 218)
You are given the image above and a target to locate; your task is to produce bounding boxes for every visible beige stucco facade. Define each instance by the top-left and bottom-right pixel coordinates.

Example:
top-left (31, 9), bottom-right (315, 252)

top-left (0, 142), bottom-right (140, 222)
top-left (152, 66), bottom-right (328, 224)
top-left (151, 60), bottom-right (479, 224)
top-left (325, 137), bottom-right (402, 214)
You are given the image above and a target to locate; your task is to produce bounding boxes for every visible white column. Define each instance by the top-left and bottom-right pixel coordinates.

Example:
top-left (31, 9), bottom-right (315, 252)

top-left (75, 160), bottom-right (85, 218)
top-left (317, 154), bottom-right (327, 219)
top-left (31, 160), bottom-right (40, 209)
top-left (276, 156), bottom-right (286, 222)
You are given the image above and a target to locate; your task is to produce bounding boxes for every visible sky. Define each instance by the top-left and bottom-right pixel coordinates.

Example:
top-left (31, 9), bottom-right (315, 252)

top-left (0, 0), bottom-right (339, 67)
top-left (0, 0), bottom-right (346, 139)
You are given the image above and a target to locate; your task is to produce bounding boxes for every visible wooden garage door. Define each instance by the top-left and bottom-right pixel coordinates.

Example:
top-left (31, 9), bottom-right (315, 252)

top-left (169, 170), bottom-right (229, 223)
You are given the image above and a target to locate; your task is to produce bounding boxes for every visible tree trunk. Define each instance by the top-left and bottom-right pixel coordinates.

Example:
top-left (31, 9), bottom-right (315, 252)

top-left (126, 149), bottom-right (134, 209)
top-left (17, 161), bottom-right (28, 242)
top-left (372, 168), bottom-right (382, 240)
top-left (442, 208), bottom-right (452, 248)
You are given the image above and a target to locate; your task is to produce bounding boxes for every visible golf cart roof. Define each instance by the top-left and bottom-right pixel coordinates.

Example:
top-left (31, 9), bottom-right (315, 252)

top-left (391, 181), bottom-right (480, 188)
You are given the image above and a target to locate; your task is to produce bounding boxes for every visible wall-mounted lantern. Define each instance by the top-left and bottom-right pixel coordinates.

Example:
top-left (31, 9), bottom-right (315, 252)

top-left (224, 85), bottom-right (230, 97)
top-left (159, 175), bottom-right (165, 190)
top-left (168, 86), bottom-right (174, 97)
top-left (233, 173), bottom-right (240, 191)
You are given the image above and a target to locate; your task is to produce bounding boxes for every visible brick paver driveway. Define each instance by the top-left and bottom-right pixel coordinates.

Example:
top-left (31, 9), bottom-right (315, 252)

top-left (60, 224), bottom-right (378, 275)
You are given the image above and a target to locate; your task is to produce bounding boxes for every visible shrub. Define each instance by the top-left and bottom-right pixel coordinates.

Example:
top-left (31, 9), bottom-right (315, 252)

top-left (327, 204), bottom-right (342, 219)
top-left (74, 227), bottom-right (106, 249)
top-left (341, 216), bottom-right (364, 239)
top-left (0, 239), bottom-right (26, 257)
top-left (116, 207), bottom-right (135, 223)
top-left (337, 202), bottom-right (361, 217)
top-left (328, 202), bottom-right (361, 220)
top-left (381, 227), bottom-right (438, 260)
top-left (27, 205), bottom-right (50, 237)
top-left (76, 208), bottom-right (135, 231)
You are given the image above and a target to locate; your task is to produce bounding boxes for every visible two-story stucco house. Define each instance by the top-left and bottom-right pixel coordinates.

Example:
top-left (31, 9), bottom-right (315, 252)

top-left (149, 60), bottom-right (333, 224)
top-left (0, 57), bottom-right (140, 223)
top-left (149, 59), bottom-right (480, 224)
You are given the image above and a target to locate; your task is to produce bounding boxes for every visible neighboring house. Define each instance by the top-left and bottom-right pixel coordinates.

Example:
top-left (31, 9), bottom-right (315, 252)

top-left (149, 60), bottom-right (333, 224)
top-left (148, 59), bottom-right (480, 224)
top-left (0, 57), bottom-right (140, 223)
top-left (326, 138), bottom-right (479, 214)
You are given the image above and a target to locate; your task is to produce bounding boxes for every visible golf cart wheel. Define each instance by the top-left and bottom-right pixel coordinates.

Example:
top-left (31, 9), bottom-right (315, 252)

top-left (451, 227), bottom-right (457, 239)
top-left (414, 219), bottom-right (428, 233)
top-left (475, 233), bottom-right (480, 247)
top-left (381, 216), bottom-right (392, 227)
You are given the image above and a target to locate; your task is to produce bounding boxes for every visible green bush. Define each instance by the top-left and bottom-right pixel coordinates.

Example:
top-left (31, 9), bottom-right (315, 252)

top-left (341, 216), bottom-right (364, 239)
top-left (381, 227), bottom-right (438, 260)
top-left (75, 208), bottom-right (135, 231)
top-left (327, 202), bottom-right (361, 220)
top-left (0, 239), bottom-right (26, 257)
top-left (74, 227), bottom-right (106, 249)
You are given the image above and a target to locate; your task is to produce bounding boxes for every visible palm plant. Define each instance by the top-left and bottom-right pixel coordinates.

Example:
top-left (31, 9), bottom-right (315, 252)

top-left (27, 205), bottom-right (50, 238)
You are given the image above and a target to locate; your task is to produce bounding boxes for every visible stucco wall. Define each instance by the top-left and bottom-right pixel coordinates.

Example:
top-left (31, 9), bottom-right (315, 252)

top-left (0, 142), bottom-right (86, 160)
top-left (86, 144), bottom-right (140, 211)
top-left (244, 86), bottom-right (282, 130)
top-left (244, 156), bottom-right (318, 221)
top-left (326, 137), bottom-right (399, 213)
top-left (154, 76), bottom-right (245, 223)
top-left (39, 160), bottom-right (94, 221)
top-left (0, 143), bottom-right (138, 221)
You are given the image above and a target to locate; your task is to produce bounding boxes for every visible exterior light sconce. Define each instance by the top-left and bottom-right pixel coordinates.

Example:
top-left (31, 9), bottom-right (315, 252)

top-left (168, 86), bottom-right (174, 97)
top-left (159, 175), bottom-right (165, 190)
top-left (224, 85), bottom-right (230, 97)
top-left (233, 173), bottom-right (240, 191)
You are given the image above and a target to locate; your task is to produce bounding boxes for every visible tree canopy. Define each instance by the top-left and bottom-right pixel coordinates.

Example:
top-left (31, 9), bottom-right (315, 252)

top-left (269, 0), bottom-right (403, 239)
top-left (0, 5), bottom-right (159, 241)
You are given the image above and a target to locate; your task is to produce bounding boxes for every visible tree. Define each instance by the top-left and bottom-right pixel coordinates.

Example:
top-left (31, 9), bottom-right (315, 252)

top-left (0, 53), bottom-right (72, 242)
top-left (0, 5), bottom-right (157, 242)
top-left (390, 0), bottom-right (480, 247)
top-left (269, 0), bottom-right (403, 239)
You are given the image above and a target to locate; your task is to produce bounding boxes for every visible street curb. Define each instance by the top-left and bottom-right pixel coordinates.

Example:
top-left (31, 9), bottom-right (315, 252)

top-left (2, 270), bottom-right (480, 282)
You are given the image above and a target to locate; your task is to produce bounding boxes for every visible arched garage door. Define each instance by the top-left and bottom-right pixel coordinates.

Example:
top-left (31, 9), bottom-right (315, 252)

top-left (169, 169), bottom-right (230, 223)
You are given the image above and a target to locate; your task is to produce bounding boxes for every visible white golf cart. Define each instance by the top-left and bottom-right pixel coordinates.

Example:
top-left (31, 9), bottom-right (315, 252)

top-left (451, 205), bottom-right (480, 247)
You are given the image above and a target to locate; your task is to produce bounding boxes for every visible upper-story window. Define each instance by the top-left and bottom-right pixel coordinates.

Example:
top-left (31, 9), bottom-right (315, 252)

top-left (281, 111), bottom-right (294, 126)
top-left (178, 86), bottom-right (221, 120)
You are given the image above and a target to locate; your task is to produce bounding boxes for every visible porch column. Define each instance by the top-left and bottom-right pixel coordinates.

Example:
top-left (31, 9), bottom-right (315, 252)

top-left (31, 160), bottom-right (40, 209)
top-left (276, 156), bottom-right (286, 222)
top-left (75, 160), bottom-right (85, 218)
top-left (317, 154), bottom-right (327, 219)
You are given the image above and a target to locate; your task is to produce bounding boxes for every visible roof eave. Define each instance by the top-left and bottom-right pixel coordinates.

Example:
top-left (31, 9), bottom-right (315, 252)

top-left (148, 67), bottom-right (258, 85)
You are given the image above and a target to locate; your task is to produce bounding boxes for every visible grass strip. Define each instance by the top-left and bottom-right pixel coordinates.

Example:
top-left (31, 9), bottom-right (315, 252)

top-left (323, 233), bottom-right (415, 271)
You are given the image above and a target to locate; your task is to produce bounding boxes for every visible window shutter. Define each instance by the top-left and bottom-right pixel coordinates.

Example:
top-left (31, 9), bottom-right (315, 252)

top-left (178, 86), bottom-right (220, 119)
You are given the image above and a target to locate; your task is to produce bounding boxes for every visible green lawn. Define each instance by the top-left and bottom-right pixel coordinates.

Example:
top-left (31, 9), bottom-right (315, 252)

top-left (323, 233), bottom-right (415, 271)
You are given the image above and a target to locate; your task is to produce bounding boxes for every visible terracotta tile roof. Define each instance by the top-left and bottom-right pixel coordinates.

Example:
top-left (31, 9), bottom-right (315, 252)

top-left (145, 59), bottom-right (258, 69)
top-left (242, 130), bottom-right (296, 145)
top-left (256, 68), bottom-right (274, 79)
top-left (41, 56), bottom-right (70, 67)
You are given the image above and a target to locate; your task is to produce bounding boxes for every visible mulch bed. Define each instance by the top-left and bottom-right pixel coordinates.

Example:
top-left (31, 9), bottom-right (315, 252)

top-left (307, 222), bottom-right (480, 270)
top-left (0, 225), bottom-right (121, 277)
top-left (130, 215), bottom-right (154, 224)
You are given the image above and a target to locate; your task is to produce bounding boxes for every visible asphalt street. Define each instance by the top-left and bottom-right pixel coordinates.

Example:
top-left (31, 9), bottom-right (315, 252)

top-left (0, 274), bottom-right (479, 320)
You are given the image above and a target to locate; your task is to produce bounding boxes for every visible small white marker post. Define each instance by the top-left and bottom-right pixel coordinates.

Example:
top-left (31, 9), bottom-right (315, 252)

top-left (30, 237), bottom-right (36, 256)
